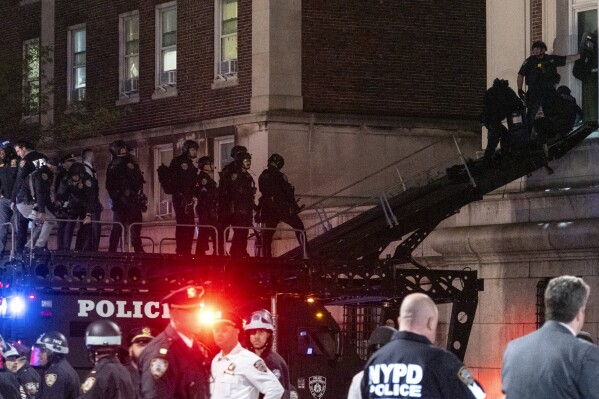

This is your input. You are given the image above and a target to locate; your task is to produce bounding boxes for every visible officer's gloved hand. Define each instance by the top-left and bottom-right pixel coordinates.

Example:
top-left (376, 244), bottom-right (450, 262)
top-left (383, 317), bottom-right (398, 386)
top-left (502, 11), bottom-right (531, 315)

top-left (518, 89), bottom-right (526, 102)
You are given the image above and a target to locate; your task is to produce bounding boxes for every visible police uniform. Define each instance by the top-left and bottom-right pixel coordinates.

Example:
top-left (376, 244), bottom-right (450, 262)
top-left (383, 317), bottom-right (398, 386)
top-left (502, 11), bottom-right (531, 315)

top-left (14, 361), bottom-right (41, 399)
top-left (106, 154), bottom-right (145, 253)
top-left (124, 364), bottom-right (140, 399)
top-left (0, 152), bottom-right (20, 256)
top-left (169, 154), bottom-right (199, 255)
top-left (360, 331), bottom-right (485, 399)
top-left (218, 160), bottom-right (241, 255)
top-left (212, 342), bottom-right (284, 399)
top-left (38, 357), bottom-right (80, 399)
top-left (126, 326), bottom-right (157, 399)
top-left (79, 356), bottom-right (135, 399)
top-left (0, 371), bottom-right (20, 399)
top-left (225, 164), bottom-right (255, 257)
top-left (257, 165), bottom-right (305, 258)
top-left (259, 348), bottom-right (290, 399)
top-left (194, 170), bottom-right (218, 255)
top-left (138, 286), bottom-right (211, 399)
top-left (67, 169), bottom-right (103, 252)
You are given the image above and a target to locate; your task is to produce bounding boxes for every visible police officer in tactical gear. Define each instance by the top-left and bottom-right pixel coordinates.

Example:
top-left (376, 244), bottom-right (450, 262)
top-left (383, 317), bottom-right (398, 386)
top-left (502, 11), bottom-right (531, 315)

top-left (517, 41), bottom-right (581, 131)
top-left (54, 154), bottom-right (77, 251)
top-left (218, 145), bottom-right (247, 255)
top-left (169, 140), bottom-right (200, 255)
top-left (34, 331), bottom-right (80, 399)
top-left (79, 320), bottom-right (135, 399)
top-left (360, 293), bottom-right (485, 399)
top-left (224, 151), bottom-right (256, 257)
top-left (106, 140), bottom-right (146, 253)
top-left (244, 309), bottom-right (291, 399)
top-left (0, 141), bottom-right (24, 258)
top-left (257, 154), bottom-right (306, 258)
top-left (138, 285), bottom-right (211, 399)
top-left (4, 342), bottom-right (41, 399)
top-left (194, 156), bottom-right (218, 255)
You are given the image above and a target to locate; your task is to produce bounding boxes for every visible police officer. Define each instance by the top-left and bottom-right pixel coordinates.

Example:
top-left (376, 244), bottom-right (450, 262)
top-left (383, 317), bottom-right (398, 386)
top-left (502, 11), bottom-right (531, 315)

top-left (257, 154), bottom-right (306, 258)
top-left (55, 154), bottom-right (77, 251)
top-left (223, 151), bottom-right (255, 257)
top-left (3, 342), bottom-right (41, 398)
top-left (138, 285), bottom-right (211, 399)
top-left (0, 337), bottom-right (20, 399)
top-left (360, 293), bottom-right (485, 399)
top-left (0, 141), bottom-right (22, 258)
top-left (11, 141), bottom-right (47, 257)
top-left (194, 156), bottom-right (218, 255)
top-left (244, 310), bottom-right (290, 399)
top-left (15, 158), bottom-right (59, 255)
top-left (169, 140), bottom-right (200, 255)
top-left (106, 140), bottom-right (146, 253)
top-left (212, 312), bottom-right (284, 399)
top-left (517, 40), bottom-right (581, 131)
top-left (218, 145), bottom-right (247, 255)
top-left (78, 320), bottom-right (135, 399)
top-left (34, 331), bottom-right (80, 399)
top-left (125, 327), bottom-right (156, 399)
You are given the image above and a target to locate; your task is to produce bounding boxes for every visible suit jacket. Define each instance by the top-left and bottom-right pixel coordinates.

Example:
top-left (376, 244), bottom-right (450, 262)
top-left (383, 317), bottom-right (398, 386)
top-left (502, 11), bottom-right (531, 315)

top-left (502, 320), bottom-right (599, 398)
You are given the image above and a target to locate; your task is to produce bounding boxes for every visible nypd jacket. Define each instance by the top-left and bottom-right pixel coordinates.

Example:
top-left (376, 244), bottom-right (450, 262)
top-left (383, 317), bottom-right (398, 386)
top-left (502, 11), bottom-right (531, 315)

top-left (15, 361), bottom-right (41, 399)
top-left (38, 357), bottom-right (80, 399)
top-left (360, 331), bottom-right (484, 399)
top-left (211, 343), bottom-right (284, 399)
top-left (0, 157), bottom-right (18, 199)
top-left (78, 356), bottom-right (136, 399)
top-left (11, 151), bottom-right (47, 204)
top-left (258, 348), bottom-right (290, 399)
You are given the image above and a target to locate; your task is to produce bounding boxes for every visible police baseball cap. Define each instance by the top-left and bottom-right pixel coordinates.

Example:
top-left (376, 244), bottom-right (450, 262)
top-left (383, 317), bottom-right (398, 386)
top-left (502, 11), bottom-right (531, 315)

top-left (127, 327), bottom-right (157, 345)
top-left (160, 285), bottom-right (204, 310)
top-left (60, 153), bottom-right (77, 163)
top-left (213, 311), bottom-right (244, 330)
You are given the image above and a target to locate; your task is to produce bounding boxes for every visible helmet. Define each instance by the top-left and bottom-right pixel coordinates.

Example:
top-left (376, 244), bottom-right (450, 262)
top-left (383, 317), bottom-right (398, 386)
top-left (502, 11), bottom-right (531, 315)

top-left (109, 140), bottom-right (129, 156)
top-left (68, 162), bottom-right (86, 178)
top-left (2, 344), bottom-right (19, 359)
top-left (198, 156), bottom-right (214, 168)
top-left (230, 145), bottom-right (247, 159)
top-left (182, 140), bottom-right (199, 153)
top-left (244, 309), bottom-right (274, 331)
top-left (268, 154), bottom-right (285, 170)
top-left (0, 141), bottom-right (11, 150)
top-left (532, 40), bottom-right (547, 51)
top-left (35, 331), bottom-right (69, 354)
top-left (234, 151), bottom-right (252, 164)
top-left (85, 320), bottom-right (122, 348)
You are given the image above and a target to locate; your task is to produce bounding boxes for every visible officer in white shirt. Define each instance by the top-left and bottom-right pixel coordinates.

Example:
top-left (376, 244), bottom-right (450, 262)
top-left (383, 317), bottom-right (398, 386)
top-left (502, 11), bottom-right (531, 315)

top-left (211, 312), bottom-right (284, 399)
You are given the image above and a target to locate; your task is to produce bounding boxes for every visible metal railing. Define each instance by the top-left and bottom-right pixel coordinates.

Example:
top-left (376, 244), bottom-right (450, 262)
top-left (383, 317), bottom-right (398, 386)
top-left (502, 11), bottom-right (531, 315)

top-left (128, 221), bottom-right (220, 255)
top-left (224, 225), bottom-right (308, 259)
top-left (0, 222), bottom-right (15, 260)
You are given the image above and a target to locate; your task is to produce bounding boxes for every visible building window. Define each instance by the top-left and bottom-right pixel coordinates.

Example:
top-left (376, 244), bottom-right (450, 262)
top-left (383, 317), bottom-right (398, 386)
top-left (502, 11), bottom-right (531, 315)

top-left (68, 25), bottom-right (86, 103)
top-left (23, 38), bottom-right (40, 117)
top-left (120, 11), bottom-right (140, 98)
top-left (216, 0), bottom-right (237, 76)
top-left (577, 8), bottom-right (597, 122)
top-left (214, 136), bottom-right (234, 184)
top-left (154, 145), bottom-right (174, 217)
top-left (156, 2), bottom-right (177, 88)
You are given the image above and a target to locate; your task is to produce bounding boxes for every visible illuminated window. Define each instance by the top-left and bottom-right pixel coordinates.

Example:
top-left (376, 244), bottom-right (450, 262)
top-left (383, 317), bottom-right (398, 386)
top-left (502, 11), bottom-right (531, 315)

top-left (23, 38), bottom-right (40, 117)
top-left (216, 0), bottom-right (237, 76)
top-left (68, 25), bottom-right (86, 102)
top-left (156, 2), bottom-right (177, 87)
top-left (214, 136), bottom-right (234, 184)
top-left (120, 11), bottom-right (140, 98)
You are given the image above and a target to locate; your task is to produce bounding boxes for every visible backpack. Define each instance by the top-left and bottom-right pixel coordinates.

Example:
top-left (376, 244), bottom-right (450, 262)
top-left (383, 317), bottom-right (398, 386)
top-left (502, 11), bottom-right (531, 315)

top-left (157, 163), bottom-right (176, 195)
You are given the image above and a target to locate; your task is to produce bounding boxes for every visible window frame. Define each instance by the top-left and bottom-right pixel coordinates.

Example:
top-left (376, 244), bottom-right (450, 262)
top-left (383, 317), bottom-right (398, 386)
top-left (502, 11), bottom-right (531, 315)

top-left (212, 0), bottom-right (238, 88)
top-left (118, 10), bottom-right (140, 104)
top-left (153, 144), bottom-right (175, 218)
top-left (213, 135), bottom-right (234, 184)
top-left (22, 38), bottom-right (40, 118)
top-left (67, 24), bottom-right (87, 103)
top-left (153, 1), bottom-right (178, 98)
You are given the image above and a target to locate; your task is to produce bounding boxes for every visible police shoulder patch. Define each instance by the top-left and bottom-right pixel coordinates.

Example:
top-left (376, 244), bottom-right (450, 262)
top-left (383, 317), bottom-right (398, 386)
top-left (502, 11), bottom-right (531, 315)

top-left (272, 368), bottom-right (281, 379)
top-left (81, 376), bottom-right (96, 393)
top-left (231, 173), bottom-right (237, 181)
top-left (457, 366), bottom-right (475, 386)
top-left (10, 159), bottom-right (17, 167)
top-left (85, 179), bottom-right (92, 187)
top-left (25, 382), bottom-right (39, 395)
top-left (44, 373), bottom-right (57, 387)
top-left (78, 183), bottom-right (83, 189)
top-left (181, 163), bottom-right (188, 170)
top-left (201, 178), bottom-right (207, 185)
top-left (150, 358), bottom-right (169, 379)
top-left (253, 359), bottom-right (268, 373)
top-left (20, 160), bottom-right (26, 168)
top-left (41, 173), bottom-right (48, 181)
top-left (127, 163), bottom-right (135, 169)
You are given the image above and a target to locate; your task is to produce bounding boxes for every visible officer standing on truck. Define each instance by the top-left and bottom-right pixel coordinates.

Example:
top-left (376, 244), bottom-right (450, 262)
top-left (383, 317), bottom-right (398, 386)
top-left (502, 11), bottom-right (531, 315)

top-left (3, 342), bottom-right (41, 399)
top-left (257, 154), bottom-right (306, 258)
top-left (169, 140), bottom-right (200, 255)
top-left (106, 140), bottom-right (146, 253)
top-left (194, 156), bottom-right (219, 255)
top-left (34, 331), bottom-right (80, 399)
top-left (138, 285), bottom-right (211, 399)
top-left (244, 309), bottom-right (290, 399)
top-left (212, 312), bottom-right (284, 399)
top-left (0, 141), bottom-right (23, 258)
top-left (79, 320), bottom-right (135, 399)
top-left (360, 293), bottom-right (485, 399)
top-left (55, 154), bottom-right (77, 251)
top-left (218, 145), bottom-right (247, 255)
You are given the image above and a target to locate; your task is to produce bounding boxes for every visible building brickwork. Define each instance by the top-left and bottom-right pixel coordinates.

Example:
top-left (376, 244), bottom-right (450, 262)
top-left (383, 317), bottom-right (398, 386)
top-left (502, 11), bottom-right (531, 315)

top-left (531, 0), bottom-right (542, 43)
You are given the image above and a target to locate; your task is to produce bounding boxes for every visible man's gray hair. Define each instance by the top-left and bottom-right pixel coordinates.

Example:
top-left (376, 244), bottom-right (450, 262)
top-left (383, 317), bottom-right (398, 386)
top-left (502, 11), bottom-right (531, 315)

top-left (545, 275), bottom-right (590, 323)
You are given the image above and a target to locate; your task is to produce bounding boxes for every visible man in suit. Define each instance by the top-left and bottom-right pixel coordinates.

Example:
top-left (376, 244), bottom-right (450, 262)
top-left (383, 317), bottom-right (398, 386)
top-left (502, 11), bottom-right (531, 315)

top-left (502, 275), bottom-right (599, 398)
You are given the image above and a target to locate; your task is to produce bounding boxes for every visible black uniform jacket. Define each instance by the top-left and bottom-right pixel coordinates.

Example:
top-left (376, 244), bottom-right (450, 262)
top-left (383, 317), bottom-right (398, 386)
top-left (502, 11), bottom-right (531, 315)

top-left (260, 348), bottom-right (291, 399)
top-left (105, 155), bottom-right (144, 208)
top-left (78, 356), bottom-right (136, 399)
top-left (12, 151), bottom-right (47, 204)
top-left (38, 358), bottom-right (80, 399)
top-left (0, 157), bottom-right (19, 199)
top-left (15, 361), bottom-right (41, 399)
top-left (361, 331), bottom-right (483, 399)
top-left (138, 324), bottom-right (211, 399)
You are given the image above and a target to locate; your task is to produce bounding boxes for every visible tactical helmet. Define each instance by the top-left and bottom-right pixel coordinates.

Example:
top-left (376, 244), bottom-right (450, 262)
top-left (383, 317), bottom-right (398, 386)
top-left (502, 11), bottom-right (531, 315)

top-left (198, 156), bottom-right (214, 168)
top-left (268, 154), bottom-right (285, 170)
top-left (85, 320), bottom-right (122, 348)
top-left (244, 309), bottom-right (274, 331)
top-left (2, 345), bottom-right (19, 359)
top-left (68, 162), bottom-right (87, 178)
top-left (109, 140), bottom-right (129, 156)
top-left (557, 85), bottom-right (572, 96)
top-left (532, 40), bottom-right (547, 51)
top-left (230, 145), bottom-right (248, 159)
top-left (183, 140), bottom-right (199, 153)
top-left (235, 151), bottom-right (252, 164)
top-left (0, 141), bottom-right (10, 150)
top-left (35, 331), bottom-right (69, 354)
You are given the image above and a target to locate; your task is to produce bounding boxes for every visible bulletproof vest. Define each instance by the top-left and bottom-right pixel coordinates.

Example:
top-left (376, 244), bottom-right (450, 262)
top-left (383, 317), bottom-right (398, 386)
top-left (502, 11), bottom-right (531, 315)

top-left (527, 56), bottom-right (560, 87)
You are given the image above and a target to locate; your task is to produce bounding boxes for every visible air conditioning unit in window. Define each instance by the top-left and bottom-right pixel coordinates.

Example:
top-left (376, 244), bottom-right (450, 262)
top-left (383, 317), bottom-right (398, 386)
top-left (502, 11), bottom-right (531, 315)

top-left (220, 59), bottom-right (238, 75)
top-left (157, 200), bottom-right (173, 216)
top-left (73, 87), bottom-right (86, 101)
top-left (124, 77), bottom-right (139, 94)
top-left (160, 70), bottom-right (177, 86)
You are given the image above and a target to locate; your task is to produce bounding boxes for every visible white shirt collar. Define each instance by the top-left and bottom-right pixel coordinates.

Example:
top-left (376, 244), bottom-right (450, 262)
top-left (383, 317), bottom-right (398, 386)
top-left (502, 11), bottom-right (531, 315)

top-left (558, 322), bottom-right (576, 336)
top-left (218, 342), bottom-right (243, 360)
